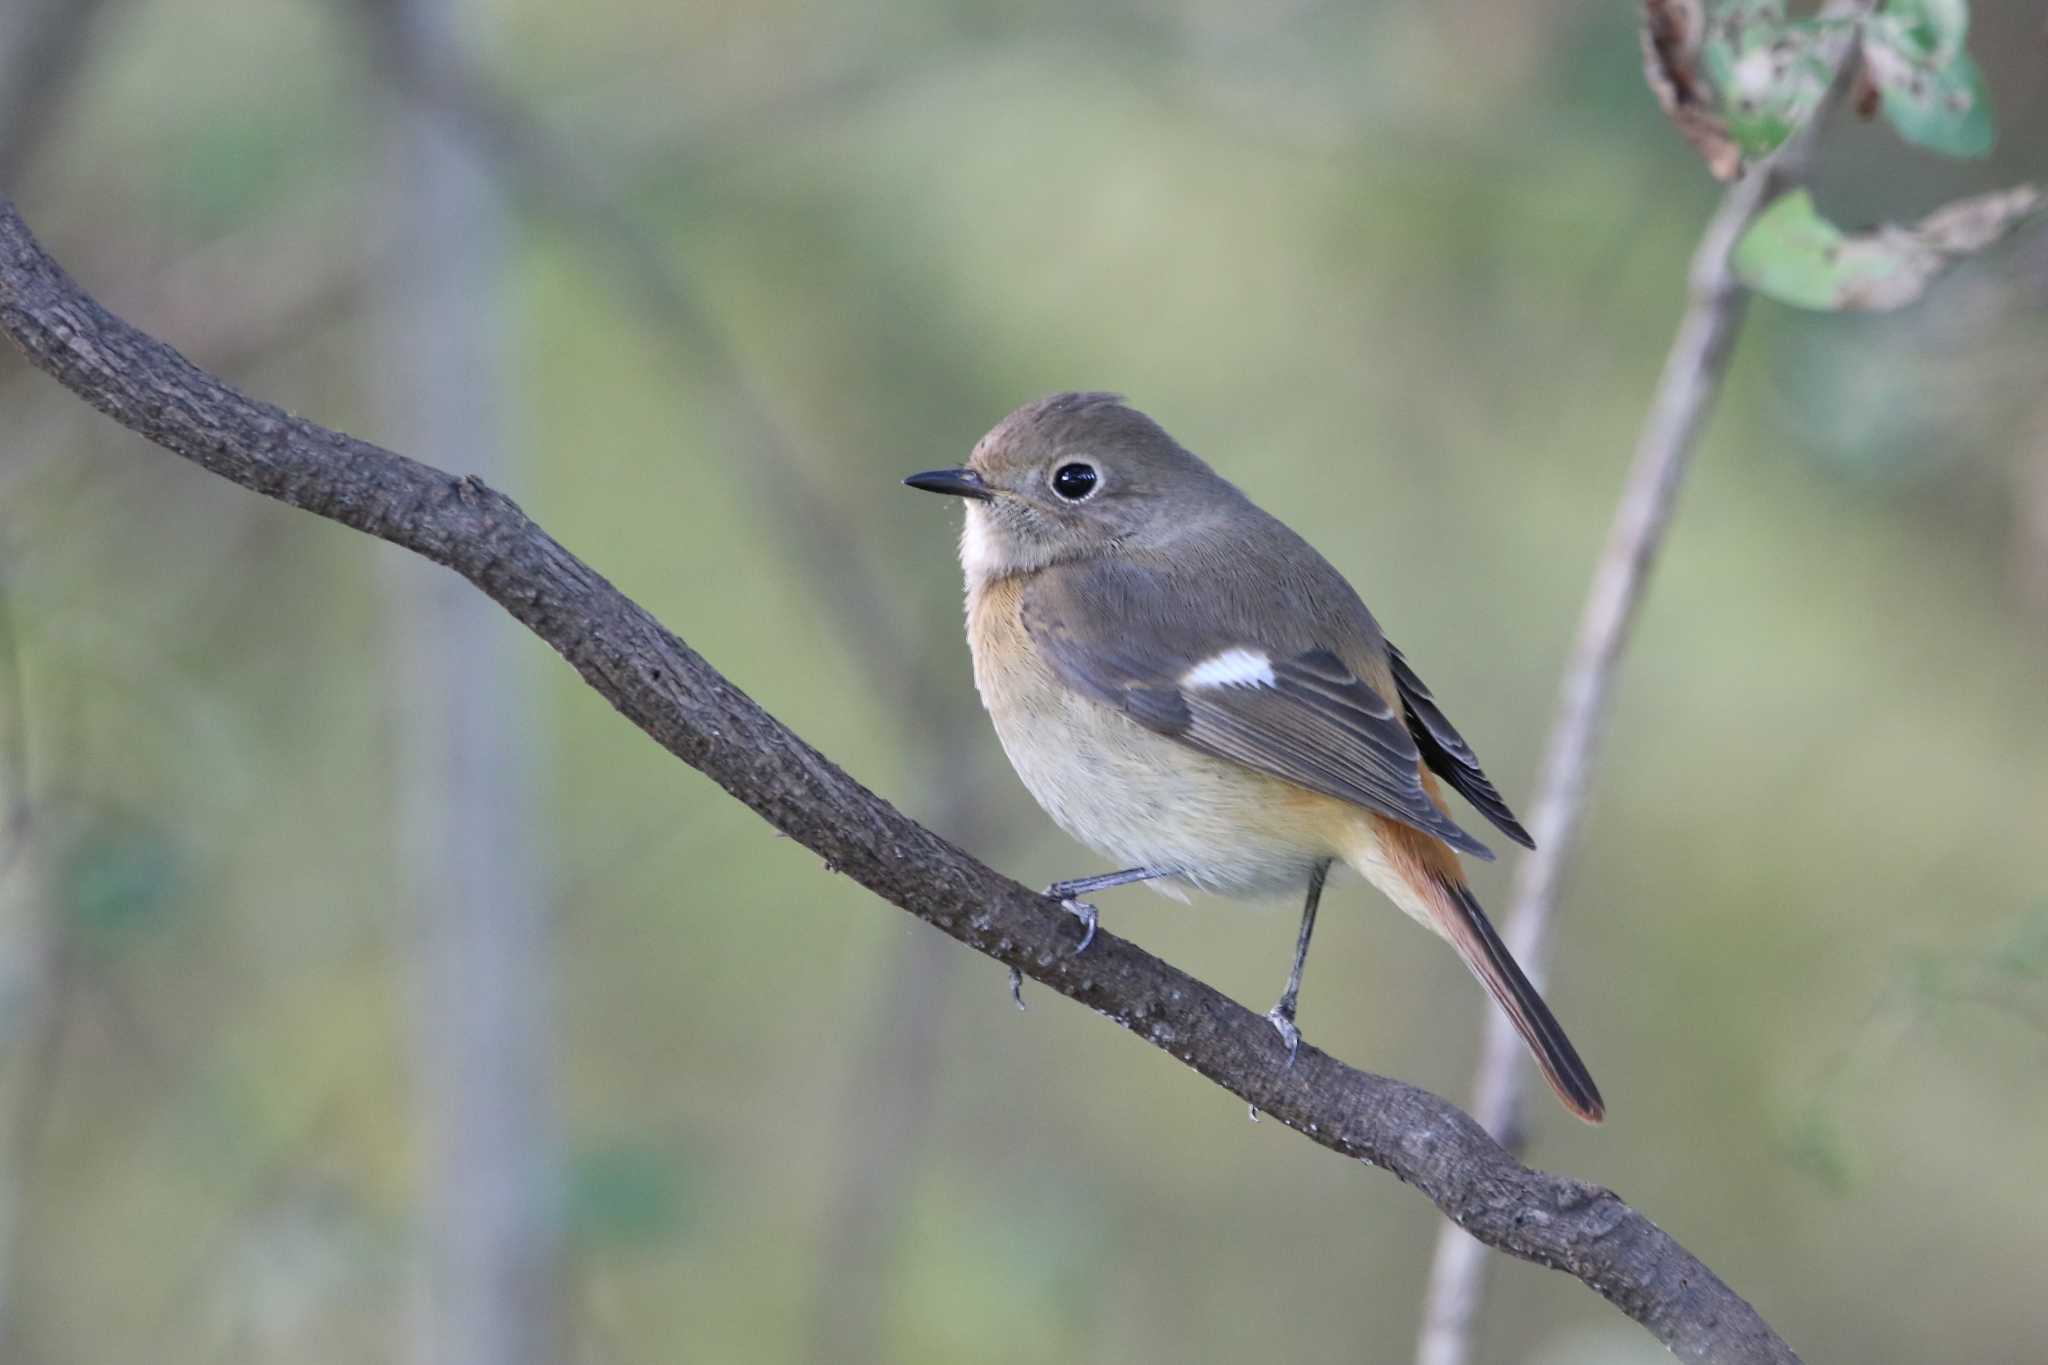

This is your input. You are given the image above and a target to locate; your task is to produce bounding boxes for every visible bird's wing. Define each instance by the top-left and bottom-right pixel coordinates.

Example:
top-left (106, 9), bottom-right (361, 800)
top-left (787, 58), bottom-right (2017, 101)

top-left (1385, 642), bottom-right (1534, 850)
top-left (1021, 559), bottom-right (1494, 860)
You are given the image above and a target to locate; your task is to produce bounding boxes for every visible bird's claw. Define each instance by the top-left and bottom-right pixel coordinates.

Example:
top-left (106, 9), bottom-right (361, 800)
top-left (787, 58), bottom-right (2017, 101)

top-left (1265, 1005), bottom-right (1303, 1069)
top-left (1008, 966), bottom-right (1026, 1011)
top-left (1047, 892), bottom-right (1099, 953)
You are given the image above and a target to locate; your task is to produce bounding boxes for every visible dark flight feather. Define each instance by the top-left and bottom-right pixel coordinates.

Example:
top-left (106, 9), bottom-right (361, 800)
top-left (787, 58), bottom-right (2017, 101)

top-left (1386, 642), bottom-right (1535, 850)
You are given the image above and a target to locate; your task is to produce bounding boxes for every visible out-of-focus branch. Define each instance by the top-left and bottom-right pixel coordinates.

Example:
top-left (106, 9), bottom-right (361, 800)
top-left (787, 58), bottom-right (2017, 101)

top-left (133, 203), bottom-right (392, 375)
top-left (349, 0), bottom-right (992, 799)
top-left (360, 2), bottom-right (559, 1363)
top-left (335, 17), bottom-right (1000, 1349)
top-left (0, 563), bottom-right (30, 866)
top-left (0, 0), bottom-right (121, 190)
top-left (0, 918), bottom-right (72, 1360)
top-left (799, 924), bottom-right (957, 1361)
top-left (0, 198), bottom-right (1806, 1365)
top-left (2020, 407), bottom-right (2048, 614)
top-left (0, 195), bottom-right (388, 485)
top-left (342, 0), bottom-right (926, 695)
top-left (1413, 12), bottom-right (1866, 1365)
top-left (0, 562), bottom-right (58, 1357)
top-left (350, 0), bottom-right (981, 777)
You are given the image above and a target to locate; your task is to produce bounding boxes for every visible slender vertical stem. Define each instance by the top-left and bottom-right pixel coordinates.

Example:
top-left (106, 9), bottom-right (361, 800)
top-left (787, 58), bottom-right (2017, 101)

top-left (1413, 168), bottom-right (1761, 1365)
top-left (1412, 25), bottom-right (1862, 1360)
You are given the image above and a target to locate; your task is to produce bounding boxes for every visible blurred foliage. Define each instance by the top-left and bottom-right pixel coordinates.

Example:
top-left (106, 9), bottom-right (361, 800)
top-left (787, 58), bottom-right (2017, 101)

top-left (568, 1141), bottom-right (695, 1254)
top-left (1701, 3), bottom-right (1837, 157)
top-left (1864, 0), bottom-right (1990, 157)
top-left (1, 1), bottom-right (2046, 1363)
top-left (62, 812), bottom-right (185, 952)
top-left (1732, 185), bottom-right (2039, 311)
top-left (1678, 0), bottom-right (2037, 310)
top-left (1782, 907), bottom-right (2048, 1192)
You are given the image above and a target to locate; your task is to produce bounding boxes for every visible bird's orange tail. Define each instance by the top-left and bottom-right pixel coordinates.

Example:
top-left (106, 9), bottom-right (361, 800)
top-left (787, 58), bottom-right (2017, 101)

top-left (1346, 814), bottom-right (1605, 1124)
top-left (1428, 874), bottom-right (1605, 1124)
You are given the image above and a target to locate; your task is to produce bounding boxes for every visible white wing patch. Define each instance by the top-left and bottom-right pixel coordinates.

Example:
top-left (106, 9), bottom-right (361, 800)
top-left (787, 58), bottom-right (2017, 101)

top-left (1181, 647), bottom-right (1277, 690)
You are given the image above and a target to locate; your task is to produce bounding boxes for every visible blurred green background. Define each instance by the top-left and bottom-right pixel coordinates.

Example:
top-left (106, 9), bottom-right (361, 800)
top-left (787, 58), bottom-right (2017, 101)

top-left (2, 1), bottom-right (2046, 1362)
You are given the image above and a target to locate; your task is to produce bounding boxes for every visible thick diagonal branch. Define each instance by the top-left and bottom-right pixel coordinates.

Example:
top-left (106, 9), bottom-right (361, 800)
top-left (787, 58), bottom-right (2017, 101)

top-left (0, 199), bottom-right (1801, 1365)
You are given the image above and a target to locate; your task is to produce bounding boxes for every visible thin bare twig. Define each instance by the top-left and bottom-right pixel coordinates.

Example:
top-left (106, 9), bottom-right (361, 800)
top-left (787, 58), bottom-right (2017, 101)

top-left (1412, 13), bottom-right (1865, 1364)
top-left (0, 196), bottom-right (1806, 1365)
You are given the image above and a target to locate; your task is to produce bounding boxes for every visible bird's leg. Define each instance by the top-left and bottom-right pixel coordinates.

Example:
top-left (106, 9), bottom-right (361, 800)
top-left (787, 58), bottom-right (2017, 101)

top-left (1042, 865), bottom-right (1174, 954)
top-left (1266, 860), bottom-right (1331, 1066)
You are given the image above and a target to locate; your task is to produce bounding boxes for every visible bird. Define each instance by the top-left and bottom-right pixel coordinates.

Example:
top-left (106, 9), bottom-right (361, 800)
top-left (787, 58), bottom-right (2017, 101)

top-left (902, 392), bottom-right (1602, 1123)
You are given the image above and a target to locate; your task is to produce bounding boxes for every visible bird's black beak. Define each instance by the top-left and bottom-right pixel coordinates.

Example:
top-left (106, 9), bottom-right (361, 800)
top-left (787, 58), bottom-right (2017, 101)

top-left (902, 467), bottom-right (994, 501)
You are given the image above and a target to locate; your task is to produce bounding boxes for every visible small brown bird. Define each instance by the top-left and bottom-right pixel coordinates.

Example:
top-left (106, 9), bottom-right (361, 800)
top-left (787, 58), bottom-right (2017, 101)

top-left (904, 392), bottom-right (1602, 1122)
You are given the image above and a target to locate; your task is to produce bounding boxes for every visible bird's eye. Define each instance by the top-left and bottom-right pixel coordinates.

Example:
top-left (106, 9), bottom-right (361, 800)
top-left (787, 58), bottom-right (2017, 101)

top-left (1050, 462), bottom-right (1099, 501)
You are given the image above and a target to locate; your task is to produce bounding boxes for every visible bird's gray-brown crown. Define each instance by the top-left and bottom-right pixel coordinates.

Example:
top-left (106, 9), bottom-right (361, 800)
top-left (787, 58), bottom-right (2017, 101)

top-left (906, 392), bottom-right (1243, 577)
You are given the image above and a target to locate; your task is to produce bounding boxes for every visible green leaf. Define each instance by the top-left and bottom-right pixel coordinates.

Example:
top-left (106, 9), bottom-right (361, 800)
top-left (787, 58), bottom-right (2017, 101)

top-left (1866, 42), bottom-right (1994, 157)
top-left (1876, 0), bottom-right (1969, 66)
top-left (1702, 14), bottom-right (1835, 158)
top-left (1733, 192), bottom-right (1862, 309)
top-left (1733, 185), bottom-right (2042, 311)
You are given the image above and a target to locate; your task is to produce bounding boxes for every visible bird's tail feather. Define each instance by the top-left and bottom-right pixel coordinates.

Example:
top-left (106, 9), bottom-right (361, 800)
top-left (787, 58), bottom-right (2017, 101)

top-left (1430, 873), bottom-right (1605, 1124)
top-left (1340, 811), bottom-right (1605, 1123)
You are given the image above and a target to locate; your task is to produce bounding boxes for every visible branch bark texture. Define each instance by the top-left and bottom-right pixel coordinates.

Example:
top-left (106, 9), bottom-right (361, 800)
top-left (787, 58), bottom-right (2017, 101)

top-left (0, 199), bottom-right (1801, 1365)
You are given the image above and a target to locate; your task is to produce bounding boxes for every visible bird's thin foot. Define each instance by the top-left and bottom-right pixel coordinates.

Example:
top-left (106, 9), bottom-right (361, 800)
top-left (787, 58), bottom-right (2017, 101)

top-left (1044, 890), bottom-right (1099, 953)
top-left (1265, 1004), bottom-right (1303, 1068)
top-left (1008, 966), bottom-right (1026, 1011)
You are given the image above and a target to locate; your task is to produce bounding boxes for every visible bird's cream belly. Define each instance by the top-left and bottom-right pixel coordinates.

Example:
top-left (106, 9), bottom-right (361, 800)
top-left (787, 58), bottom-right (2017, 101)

top-left (970, 615), bottom-right (1335, 897)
